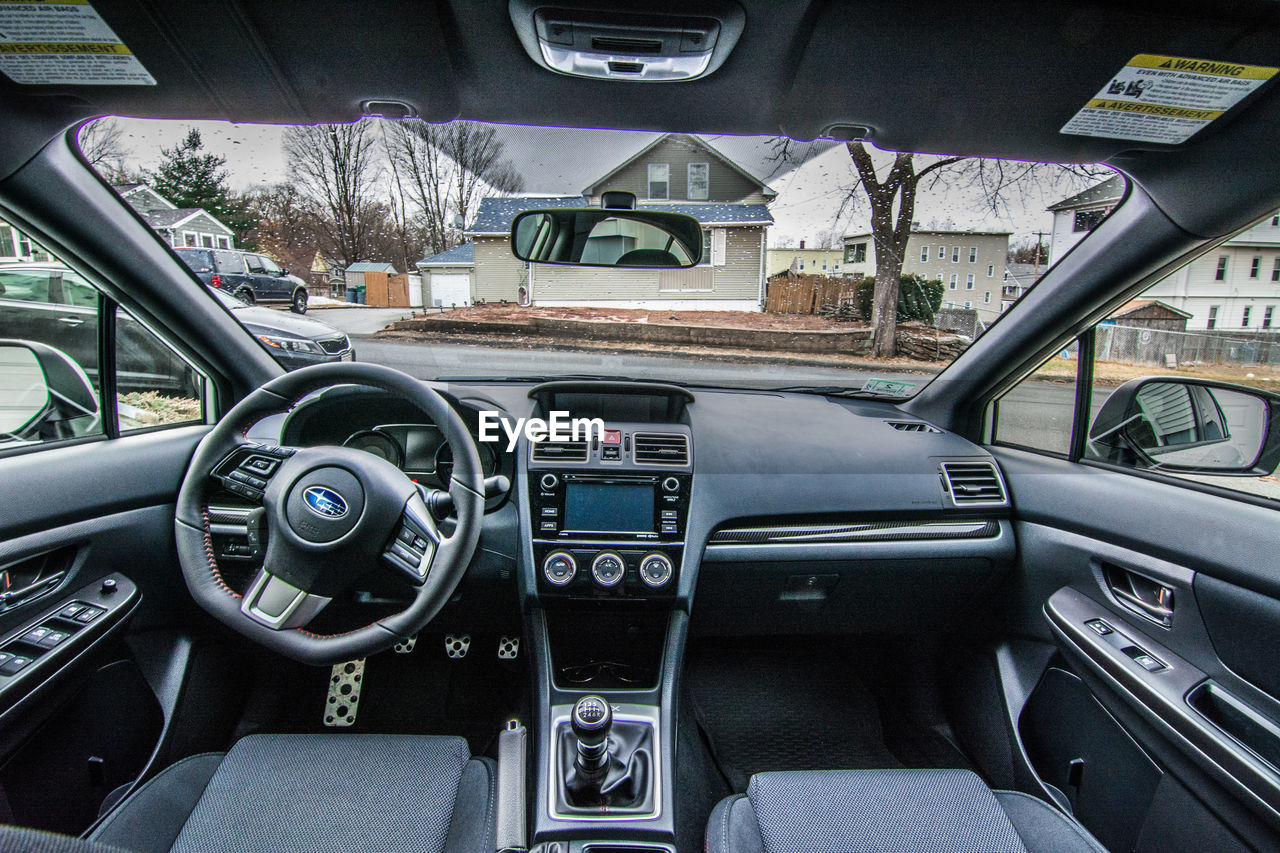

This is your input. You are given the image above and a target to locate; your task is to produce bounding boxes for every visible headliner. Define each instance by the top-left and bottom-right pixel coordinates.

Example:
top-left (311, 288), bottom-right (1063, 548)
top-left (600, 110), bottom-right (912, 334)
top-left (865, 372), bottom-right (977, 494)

top-left (2, 0), bottom-right (1280, 238)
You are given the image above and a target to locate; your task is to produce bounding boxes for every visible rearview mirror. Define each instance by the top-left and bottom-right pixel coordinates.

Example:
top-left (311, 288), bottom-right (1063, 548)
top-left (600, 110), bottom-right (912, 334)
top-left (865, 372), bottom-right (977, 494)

top-left (0, 339), bottom-right (99, 444)
top-left (511, 208), bottom-right (703, 268)
top-left (1087, 377), bottom-right (1280, 475)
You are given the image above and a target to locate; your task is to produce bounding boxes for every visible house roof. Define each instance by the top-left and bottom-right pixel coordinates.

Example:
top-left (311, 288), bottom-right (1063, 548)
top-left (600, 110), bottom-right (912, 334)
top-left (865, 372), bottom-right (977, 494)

top-left (136, 207), bottom-right (234, 234)
top-left (1003, 263), bottom-right (1043, 289)
top-left (345, 261), bottom-right (399, 273)
top-left (1047, 175), bottom-right (1126, 212)
top-left (417, 242), bottom-right (474, 266)
top-left (580, 132), bottom-right (777, 198)
top-left (1111, 298), bottom-right (1193, 319)
top-left (113, 183), bottom-right (178, 210)
top-left (467, 195), bottom-right (773, 236)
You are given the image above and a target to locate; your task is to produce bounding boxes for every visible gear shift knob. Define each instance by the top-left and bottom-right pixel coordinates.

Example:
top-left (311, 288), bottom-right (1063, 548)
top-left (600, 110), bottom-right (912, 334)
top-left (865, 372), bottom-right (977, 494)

top-left (571, 695), bottom-right (613, 775)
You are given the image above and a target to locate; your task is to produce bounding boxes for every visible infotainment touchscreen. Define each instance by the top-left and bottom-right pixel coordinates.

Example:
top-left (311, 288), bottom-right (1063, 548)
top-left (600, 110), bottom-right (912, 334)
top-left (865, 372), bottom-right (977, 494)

top-left (564, 483), bottom-right (654, 533)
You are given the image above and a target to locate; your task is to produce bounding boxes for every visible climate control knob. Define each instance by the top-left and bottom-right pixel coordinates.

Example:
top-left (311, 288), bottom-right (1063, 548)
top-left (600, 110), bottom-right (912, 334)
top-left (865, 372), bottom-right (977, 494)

top-left (590, 551), bottom-right (626, 588)
top-left (542, 551), bottom-right (577, 586)
top-left (662, 476), bottom-right (680, 493)
top-left (540, 473), bottom-right (560, 491)
top-left (639, 553), bottom-right (674, 588)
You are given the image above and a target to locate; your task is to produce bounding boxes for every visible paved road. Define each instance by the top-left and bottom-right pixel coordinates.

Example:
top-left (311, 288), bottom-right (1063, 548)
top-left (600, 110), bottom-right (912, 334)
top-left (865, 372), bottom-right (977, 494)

top-left (302, 307), bottom-right (413, 336)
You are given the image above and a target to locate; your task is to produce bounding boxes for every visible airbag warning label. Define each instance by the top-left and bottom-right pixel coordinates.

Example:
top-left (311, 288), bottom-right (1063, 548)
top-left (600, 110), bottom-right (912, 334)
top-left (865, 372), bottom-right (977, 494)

top-left (0, 0), bottom-right (154, 85)
top-left (1061, 54), bottom-right (1276, 145)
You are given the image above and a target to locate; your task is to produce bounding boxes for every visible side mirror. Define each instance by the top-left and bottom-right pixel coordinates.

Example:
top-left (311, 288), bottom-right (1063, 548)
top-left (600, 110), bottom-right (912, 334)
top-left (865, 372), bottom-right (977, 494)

top-left (511, 208), bottom-right (703, 268)
top-left (1088, 376), bottom-right (1280, 476)
top-left (0, 339), bottom-right (98, 444)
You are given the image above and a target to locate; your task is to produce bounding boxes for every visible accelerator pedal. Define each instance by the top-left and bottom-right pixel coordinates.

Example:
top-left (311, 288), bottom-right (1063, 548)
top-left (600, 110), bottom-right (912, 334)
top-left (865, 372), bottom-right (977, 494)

top-left (324, 659), bottom-right (365, 727)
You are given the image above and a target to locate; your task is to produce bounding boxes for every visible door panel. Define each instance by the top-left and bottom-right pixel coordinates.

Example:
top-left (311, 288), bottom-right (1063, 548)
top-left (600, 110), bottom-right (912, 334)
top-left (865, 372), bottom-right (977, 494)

top-left (992, 445), bottom-right (1280, 849)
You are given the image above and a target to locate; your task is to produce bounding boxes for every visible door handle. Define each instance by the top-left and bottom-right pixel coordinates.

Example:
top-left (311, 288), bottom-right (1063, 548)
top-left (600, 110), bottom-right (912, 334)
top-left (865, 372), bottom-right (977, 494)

top-left (57, 316), bottom-right (85, 326)
top-left (1103, 563), bottom-right (1174, 627)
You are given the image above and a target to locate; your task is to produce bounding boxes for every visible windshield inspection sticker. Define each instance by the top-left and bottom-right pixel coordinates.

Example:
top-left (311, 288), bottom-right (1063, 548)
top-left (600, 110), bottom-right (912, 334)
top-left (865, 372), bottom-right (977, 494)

top-left (1061, 54), bottom-right (1276, 145)
top-left (0, 0), bottom-right (154, 86)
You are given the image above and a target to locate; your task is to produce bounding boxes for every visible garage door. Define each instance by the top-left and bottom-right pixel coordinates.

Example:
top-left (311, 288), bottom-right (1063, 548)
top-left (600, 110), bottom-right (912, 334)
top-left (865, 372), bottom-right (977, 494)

top-left (430, 273), bottom-right (471, 307)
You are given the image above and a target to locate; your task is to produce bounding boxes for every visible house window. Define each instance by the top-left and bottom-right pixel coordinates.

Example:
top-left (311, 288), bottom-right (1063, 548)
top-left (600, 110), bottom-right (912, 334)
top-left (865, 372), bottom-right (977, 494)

top-left (844, 242), bottom-right (867, 263)
top-left (920, 245), bottom-right (929, 262)
top-left (1251, 256), bottom-right (1261, 278)
top-left (1274, 258), bottom-right (1280, 281)
top-left (16, 232), bottom-right (31, 257)
top-left (799, 261), bottom-right (804, 270)
top-left (1074, 208), bottom-right (1108, 232)
top-left (964, 300), bottom-right (972, 309)
top-left (183, 232), bottom-right (197, 247)
top-left (1215, 256), bottom-right (1228, 280)
top-left (938, 245), bottom-right (945, 259)
top-left (700, 230), bottom-right (712, 265)
top-left (987, 264), bottom-right (994, 277)
top-left (821, 260), bottom-right (827, 271)
top-left (1242, 306), bottom-right (1252, 327)
top-left (1273, 213), bottom-right (1279, 226)
top-left (952, 246), bottom-right (959, 262)
top-left (966, 274), bottom-right (975, 289)
top-left (969, 247), bottom-right (977, 263)
top-left (648, 163), bottom-right (669, 200)
top-left (949, 274), bottom-right (957, 289)
top-left (217, 236), bottom-right (230, 249)
top-left (201, 234), bottom-right (214, 248)
top-left (983, 291), bottom-right (991, 304)
top-left (1207, 305), bottom-right (1219, 329)
top-left (1264, 306), bottom-right (1274, 329)
top-left (0, 224), bottom-right (15, 258)
top-left (687, 163), bottom-right (709, 200)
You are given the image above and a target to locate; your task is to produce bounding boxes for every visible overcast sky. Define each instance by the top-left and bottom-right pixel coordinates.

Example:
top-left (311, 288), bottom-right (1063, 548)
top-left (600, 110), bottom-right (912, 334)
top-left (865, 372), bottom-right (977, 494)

top-left (109, 117), bottom-right (1107, 249)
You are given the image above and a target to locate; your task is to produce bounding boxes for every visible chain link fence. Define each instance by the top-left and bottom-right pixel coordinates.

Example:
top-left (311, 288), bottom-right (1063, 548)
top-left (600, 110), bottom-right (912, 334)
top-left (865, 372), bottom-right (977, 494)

top-left (1095, 324), bottom-right (1280, 368)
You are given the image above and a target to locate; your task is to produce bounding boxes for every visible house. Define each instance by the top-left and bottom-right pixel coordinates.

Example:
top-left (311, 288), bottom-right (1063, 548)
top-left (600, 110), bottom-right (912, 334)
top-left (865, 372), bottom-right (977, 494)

top-left (840, 229), bottom-right (1010, 321)
top-left (416, 243), bottom-right (474, 308)
top-left (1108, 299), bottom-right (1192, 332)
top-left (464, 134), bottom-right (775, 311)
top-left (0, 220), bottom-right (52, 262)
top-left (310, 255), bottom-right (346, 297)
top-left (1045, 175), bottom-right (1125, 266)
top-left (113, 184), bottom-right (236, 250)
top-left (1001, 263), bottom-right (1042, 311)
top-left (765, 245), bottom-right (847, 277)
top-left (1049, 177), bottom-right (1280, 330)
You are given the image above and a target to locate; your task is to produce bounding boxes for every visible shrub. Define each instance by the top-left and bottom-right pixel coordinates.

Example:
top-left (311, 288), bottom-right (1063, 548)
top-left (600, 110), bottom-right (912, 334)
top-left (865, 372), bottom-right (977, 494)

top-left (855, 275), bottom-right (943, 323)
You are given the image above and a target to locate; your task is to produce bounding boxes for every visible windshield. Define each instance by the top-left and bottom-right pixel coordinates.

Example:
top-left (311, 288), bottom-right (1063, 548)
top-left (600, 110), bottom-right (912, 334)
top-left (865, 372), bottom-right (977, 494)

top-left (78, 118), bottom-right (1118, 395)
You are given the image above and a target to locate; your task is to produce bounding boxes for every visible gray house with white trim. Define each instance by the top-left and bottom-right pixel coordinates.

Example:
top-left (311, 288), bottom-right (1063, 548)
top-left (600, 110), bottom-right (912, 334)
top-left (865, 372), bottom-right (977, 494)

top-left (465, 134), bottom-right (774, 310)
top-left (416, 242), bottom-right (474, 307)
top-left (114, 184), bottom-right (236, 250)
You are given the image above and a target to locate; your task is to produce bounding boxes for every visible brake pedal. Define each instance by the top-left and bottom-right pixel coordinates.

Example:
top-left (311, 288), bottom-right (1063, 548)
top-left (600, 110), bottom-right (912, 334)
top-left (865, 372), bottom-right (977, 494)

top-left (325, 659), bottom-right (365, 727)
top-left (445, 634), bottom-right (471, 659)
top-left (393, 634), bottom-right (417, 654)
top-left (498, 636), bottom-right (520, 660)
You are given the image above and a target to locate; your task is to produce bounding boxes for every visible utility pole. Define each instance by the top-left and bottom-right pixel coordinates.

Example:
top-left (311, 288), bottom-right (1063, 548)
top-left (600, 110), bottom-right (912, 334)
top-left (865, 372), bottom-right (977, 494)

top-left (1032, 230), bottom-right (1046, 279)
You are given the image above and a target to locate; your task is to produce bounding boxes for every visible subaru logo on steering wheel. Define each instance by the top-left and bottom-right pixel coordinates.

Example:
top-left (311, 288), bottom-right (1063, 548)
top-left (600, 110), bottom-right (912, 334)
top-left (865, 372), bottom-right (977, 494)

top-left (303, 485), bottom-right (348, 519)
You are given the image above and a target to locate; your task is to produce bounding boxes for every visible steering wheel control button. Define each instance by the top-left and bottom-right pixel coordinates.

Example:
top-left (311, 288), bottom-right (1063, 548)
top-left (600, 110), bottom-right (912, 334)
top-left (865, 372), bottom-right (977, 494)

top-left (591, 552), bottom-right (626, 587)
top-left (662, 476), bottom-right (680, 493)
top-left (639, 553), bottom-right (674, 588)
top-left (543, 551), bottom-right (577, 586)
top-left (285, 467), bottom-right (365, 543)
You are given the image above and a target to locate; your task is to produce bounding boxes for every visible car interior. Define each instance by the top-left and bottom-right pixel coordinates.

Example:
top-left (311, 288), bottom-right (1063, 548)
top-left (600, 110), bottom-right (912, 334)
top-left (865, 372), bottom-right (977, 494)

top-left (3, 2), bottom-right (1280, 852)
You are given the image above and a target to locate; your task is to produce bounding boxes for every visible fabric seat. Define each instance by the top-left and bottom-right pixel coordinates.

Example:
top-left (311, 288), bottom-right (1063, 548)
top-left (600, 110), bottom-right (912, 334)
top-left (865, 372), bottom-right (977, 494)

top-left (706, 769), bottom-right (1107, 853)
top-left (79, 733), bottom-right (495, 853)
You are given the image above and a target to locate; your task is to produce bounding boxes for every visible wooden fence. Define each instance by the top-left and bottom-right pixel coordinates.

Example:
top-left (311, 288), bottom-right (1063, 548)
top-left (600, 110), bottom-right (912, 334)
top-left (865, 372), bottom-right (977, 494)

top-left (364, 272), bottom-right (411, 307)
top-left (765, 273), bottom-right (858, 315)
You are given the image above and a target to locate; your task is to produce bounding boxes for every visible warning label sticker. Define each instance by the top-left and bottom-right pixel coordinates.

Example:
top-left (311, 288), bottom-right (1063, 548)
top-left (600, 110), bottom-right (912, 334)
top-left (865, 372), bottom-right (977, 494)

top-left (1061, 54), bottom-right (1276, 144)
top-left (0, 0), bottom-right (154, 85)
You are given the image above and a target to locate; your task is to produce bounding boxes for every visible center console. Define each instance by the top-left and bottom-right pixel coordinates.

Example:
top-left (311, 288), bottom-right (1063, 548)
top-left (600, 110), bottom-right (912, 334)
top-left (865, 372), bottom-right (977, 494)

top-left (520, 383), bottom-right (694, 846)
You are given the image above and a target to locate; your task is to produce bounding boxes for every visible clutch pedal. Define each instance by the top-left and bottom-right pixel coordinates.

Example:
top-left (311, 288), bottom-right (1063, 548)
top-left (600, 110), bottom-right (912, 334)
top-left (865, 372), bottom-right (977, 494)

top-left (393, 634), bottom-right (417, 654)
top-left (324, 659), bottom-right (365, 727)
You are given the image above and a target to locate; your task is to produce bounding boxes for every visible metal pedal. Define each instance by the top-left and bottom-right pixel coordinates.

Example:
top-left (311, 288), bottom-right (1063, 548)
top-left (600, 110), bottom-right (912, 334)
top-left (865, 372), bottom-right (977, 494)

top-left (498, 636), bottom-right (520, 660)
top-left (445, 634), bottom-right (471, 659)
top-left (325, 659), bottom-right (365, 727)
top-left (393, 634), bottom-right (417, 654)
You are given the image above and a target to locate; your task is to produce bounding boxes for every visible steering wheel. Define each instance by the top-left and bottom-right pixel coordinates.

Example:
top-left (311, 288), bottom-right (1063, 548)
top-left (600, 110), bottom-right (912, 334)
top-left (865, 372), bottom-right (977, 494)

top-left (175, 363), bottom-right (484, 665)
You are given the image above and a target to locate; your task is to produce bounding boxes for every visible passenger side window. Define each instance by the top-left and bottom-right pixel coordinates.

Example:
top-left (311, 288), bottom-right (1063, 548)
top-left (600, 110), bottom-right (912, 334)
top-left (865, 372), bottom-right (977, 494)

top-left (245, 255), bottom-right (265, 274)
top-left (0, 235), bottom-right (205, 450)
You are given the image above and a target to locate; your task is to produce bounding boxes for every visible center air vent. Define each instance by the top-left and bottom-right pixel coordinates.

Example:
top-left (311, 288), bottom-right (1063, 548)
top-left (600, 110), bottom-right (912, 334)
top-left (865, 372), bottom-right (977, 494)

top-left (633, 432), bottom-right (690, 466)
top-left (940, 462), bottom-right (1008, 506)
top-left (531, 439), bottom-right (588, 463)
top-left (887, 421), bottom-right (941, 433)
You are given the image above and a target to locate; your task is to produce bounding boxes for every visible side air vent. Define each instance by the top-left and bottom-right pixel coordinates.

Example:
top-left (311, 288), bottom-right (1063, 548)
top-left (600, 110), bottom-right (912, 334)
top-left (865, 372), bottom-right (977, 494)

top-left (531, 439), bottom-right (588, 463)
top-left (633, 432), bottom-right (690, 466)
top-left (940, 462), bottom-right (1008, 506)
top-left (887, 421), bottom-right (941, 433)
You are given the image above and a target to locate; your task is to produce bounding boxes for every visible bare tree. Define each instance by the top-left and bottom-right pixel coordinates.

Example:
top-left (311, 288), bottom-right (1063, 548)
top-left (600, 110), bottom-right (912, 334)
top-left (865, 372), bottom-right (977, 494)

top-left (78, 118), bottom-right (129, 175)
top-left (385, 120), bottom-right (524, 256)
top-left (774, 139), bottom-right (1107, 357)
top-left (242, 183), bottom-right (323, 275)
top-left (283, 121), bottom-right (382, 268)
